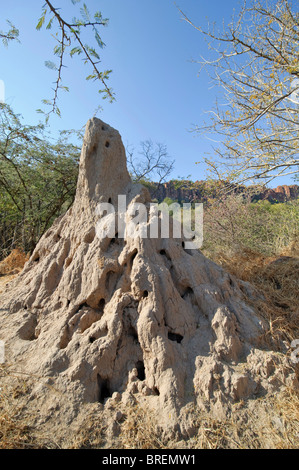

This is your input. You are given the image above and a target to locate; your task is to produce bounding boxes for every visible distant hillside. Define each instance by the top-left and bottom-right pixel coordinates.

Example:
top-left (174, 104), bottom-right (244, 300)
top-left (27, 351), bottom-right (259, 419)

top-left (144, 180), bottom-right (299, 204)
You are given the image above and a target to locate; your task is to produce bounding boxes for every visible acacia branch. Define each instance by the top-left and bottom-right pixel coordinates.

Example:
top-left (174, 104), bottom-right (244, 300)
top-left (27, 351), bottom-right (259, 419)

top-left (44, 0), bottom-right (114, 109)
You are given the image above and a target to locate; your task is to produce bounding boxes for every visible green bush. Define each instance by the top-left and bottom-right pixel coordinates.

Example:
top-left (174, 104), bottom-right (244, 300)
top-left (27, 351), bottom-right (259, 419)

top-left (201, 194), bottom-right (298, 258)
top-left (0, 104), bottom-right (80, 259)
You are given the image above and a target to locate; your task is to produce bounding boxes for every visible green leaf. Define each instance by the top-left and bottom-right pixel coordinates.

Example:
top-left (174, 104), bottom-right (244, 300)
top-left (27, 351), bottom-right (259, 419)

top-left (36, 9), bottom-right (47, 31)
top-left (80, 3), bottom-right (91, 22)
top-left (102, 69), bottom-right (112, 79)
top-left (86, 73), bottom-right (97, 81)
top-left (94, 31), bottom-right (105, 48)
top-left (53, 45), bottom-right (62, 56)
top-left (46, 16), bottom-right (55, 30)
top-left (70, 27), bottom-right (80, 35)
top-left (44, 60), bottom-right (57, 70)
top-left (70, 46), bottom-right (82, 57)
top-left (85, 45), bottom-right (100, 60)
top-left (94, 11), bottom-right (108, 25)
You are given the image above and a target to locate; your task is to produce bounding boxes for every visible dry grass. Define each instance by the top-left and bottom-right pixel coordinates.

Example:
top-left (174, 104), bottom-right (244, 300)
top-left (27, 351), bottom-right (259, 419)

top-left (210, 241), bottom-right (299, 346)
top-left (118, 404), bottom-right (168, 449)
top-left (263, 388), bottom-right (299, 448)
top-left (116, 389), bottom-right (299, 449)
top-left (185, 388), bottom-right (299, 449)
top-left (68, 417), bottom-right (107, 449)
top-left (0, 248), bottom-right (29, 276)
top-left (0, 248), bottom-right (29, 295)
top-left (0, 365), bottom-right (47, 449)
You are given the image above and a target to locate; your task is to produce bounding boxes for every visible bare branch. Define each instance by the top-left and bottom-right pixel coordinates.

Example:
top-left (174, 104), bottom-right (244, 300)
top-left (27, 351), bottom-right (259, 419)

top-left (37, 0), bottom-right (114, 118)
top-left (183, 0), bottom-right (299, 184)
top-left (127, 141), bottom-right (175, 187)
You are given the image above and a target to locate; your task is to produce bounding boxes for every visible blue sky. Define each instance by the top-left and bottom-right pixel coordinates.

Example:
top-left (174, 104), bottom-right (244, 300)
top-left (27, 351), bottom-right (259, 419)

top-left (1, 0), bottom-right (295, 187)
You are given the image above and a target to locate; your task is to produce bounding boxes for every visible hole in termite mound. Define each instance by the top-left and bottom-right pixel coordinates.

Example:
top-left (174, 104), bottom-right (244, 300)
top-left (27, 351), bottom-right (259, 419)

top-left (89, 325), bottom-right (108, 344)
top-left (98, 298), bottom-right (105, 313)
top-left (128, 249), bottom-right (138, 271)
top-left (108, 232), bottom-right (120, 248)
top-left (54, 233), bottom-right (61, 243)
top-left (74, 303), bottom-right (89, 314)
top-left (136, 361), bottom-right (145, 381)
top-left (105, 270), bottom-right (119, 294)
top-left (180, 286), bottom-right (201, 313)
top-left (181, 286), bottom-right (194, 299)
top-left (84, 227), bottom-right (95, 244)
top-left (130, 249), bottom-right (137, 263)
top-left (160, 249), bottom-right (171, 260)
top-left (160, 249), bottom-right (172, 268)
top-left (97, 375), bottom-right (112, 403)
top-left (32, 253), bottom-right (40, 263)
top-left (128, 325), bottom-right (138, 341)
top-left (168, 332), bottom-right (184, 344)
